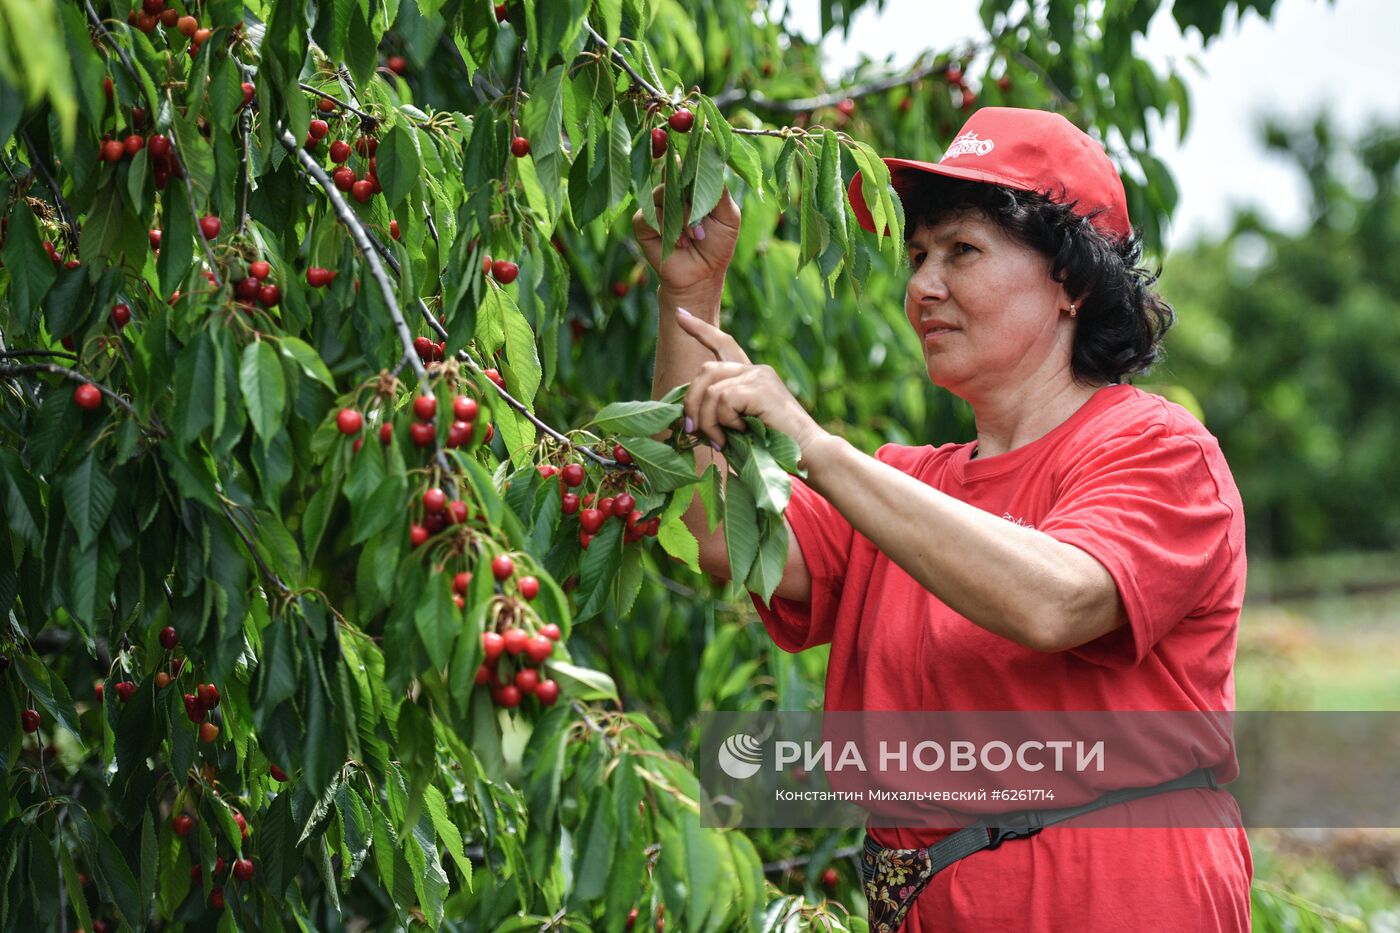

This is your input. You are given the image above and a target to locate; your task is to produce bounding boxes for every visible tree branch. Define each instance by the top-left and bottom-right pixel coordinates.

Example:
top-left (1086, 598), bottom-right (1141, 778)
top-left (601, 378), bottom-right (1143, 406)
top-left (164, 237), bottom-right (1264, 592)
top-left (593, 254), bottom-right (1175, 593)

top-left (20, 130), bottom-right (78, 255)
top-left (0, 362), bottom-right (154, 427)
top-left (299, 82), bottom-right (379, 130)
top-left (82, 0), bottom-right (141, 90)
top-left (584, 23), bottom-right (670, 103)
top-left (163, 94), bottom-right (222, 288)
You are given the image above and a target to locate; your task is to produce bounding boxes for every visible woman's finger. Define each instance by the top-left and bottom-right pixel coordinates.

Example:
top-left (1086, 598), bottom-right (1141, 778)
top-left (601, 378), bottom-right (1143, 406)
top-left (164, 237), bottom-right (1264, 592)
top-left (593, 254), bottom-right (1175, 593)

top-left (675, 308), bottom-right (752, 365)
top-left (683, 360), bottom-right (746, 443)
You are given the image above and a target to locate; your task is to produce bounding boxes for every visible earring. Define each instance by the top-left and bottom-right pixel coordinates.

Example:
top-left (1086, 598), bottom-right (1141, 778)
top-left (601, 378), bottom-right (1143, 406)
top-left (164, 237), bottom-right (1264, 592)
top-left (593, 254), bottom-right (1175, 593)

top-left (1068, 303), bottom-right (1078, 319)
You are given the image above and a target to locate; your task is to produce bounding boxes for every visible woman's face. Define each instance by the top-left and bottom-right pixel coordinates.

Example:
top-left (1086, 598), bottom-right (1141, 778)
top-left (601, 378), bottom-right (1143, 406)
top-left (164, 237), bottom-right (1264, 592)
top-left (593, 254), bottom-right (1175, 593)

top-left (904, 210), bottom-right (1072, 399)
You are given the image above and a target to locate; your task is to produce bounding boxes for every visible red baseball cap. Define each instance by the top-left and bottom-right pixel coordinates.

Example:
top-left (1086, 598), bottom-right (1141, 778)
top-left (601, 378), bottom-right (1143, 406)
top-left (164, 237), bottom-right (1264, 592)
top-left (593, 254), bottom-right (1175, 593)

top-left (847, 107), bottom-right (1131, 241)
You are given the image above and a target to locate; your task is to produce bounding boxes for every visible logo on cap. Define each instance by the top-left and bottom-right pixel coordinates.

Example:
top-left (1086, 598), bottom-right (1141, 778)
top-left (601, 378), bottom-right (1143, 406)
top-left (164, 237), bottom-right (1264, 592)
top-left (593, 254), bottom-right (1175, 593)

top-left (943, 132), bottom-right (995, 160)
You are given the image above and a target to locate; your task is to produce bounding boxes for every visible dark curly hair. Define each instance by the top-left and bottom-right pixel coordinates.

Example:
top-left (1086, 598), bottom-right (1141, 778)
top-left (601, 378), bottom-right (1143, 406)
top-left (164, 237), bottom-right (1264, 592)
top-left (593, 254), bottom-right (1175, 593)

top-left (898, 173), bottom-right (1174, 385)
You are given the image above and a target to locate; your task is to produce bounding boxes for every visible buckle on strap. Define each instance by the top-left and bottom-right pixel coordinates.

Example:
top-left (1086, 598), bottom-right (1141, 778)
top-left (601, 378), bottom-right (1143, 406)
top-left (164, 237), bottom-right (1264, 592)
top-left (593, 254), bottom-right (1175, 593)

top-left (985, 810), bottom-right (1045, 849)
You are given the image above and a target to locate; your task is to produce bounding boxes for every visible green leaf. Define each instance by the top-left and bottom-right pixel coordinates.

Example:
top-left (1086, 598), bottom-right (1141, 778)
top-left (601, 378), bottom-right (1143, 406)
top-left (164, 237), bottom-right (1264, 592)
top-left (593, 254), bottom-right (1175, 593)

top-left (157, 185), bottom-right (193, 298)
top-left (690, 131), bottom-right (725, 223)
top-left (657, 510), bottom-right (700, 574)
top-left (501, 293), bottom-right (542, 409)
top-left (570, 783), bottom-right (616, 905)
top-left (746, 513), bottom-right (789, 606)
top-left (546, 660), bottom-right (619, 702)
top-left (737, 439), bottom-right (791, 514)
top-left (2, 200), bottom-right (57, 331)
top-left (413, 575), bottom-right (457, 669)
top-left (15, 655), bottom-right (82, 741)
top-left (69, 803), bottom-right (141, 927)
top-left (522, 65), bottom-right (566, 162)
top-left (615, 436), bottom-right (695, 492)
top-left (422, 783), bottom-right (471, 883)
top-left (278, 336), bottom-right (336, 389)
top-left (61, 453), bottom-right (117, 551)
top-left (377, 122), bottom-right (421, 210)
top-left (723, 468), bottom-right (758, 585)
top-left (575, 519), bottom-right (623, 621)
top-left (240, 340), bottom-right (287, 443)
top-left (588, 401), bottom-right (683, 436)
top-left (172, 332), bottom-right (216, 444)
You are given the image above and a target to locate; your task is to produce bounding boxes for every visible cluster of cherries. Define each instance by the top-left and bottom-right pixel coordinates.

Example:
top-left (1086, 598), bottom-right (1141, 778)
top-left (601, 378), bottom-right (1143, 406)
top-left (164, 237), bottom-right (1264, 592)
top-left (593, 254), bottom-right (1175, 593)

top-left (538, 447), bottom-right (659, 549)
top-left (173, 807), bottom-right (254, 909)
top-left (649, 107), bottom-right (694, 159)
top-left (476, 571), bottom-right (563, 709)
top-left (233, 259), bottom-right (281, 311)
top-left (320, 120), bottom-right (385, 205)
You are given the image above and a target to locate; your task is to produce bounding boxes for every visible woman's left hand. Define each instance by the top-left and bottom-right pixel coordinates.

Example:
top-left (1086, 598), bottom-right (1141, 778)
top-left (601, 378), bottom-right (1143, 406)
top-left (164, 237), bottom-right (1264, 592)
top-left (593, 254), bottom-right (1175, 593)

top-left (674, 308), bottom-right (827, 456)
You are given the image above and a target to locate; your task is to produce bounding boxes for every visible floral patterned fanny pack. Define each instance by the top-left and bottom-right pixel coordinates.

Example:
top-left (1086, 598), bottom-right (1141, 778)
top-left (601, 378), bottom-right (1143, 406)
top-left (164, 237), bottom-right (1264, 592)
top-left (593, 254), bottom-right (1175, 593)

top-left (859, 834), bottom-right (938, 933)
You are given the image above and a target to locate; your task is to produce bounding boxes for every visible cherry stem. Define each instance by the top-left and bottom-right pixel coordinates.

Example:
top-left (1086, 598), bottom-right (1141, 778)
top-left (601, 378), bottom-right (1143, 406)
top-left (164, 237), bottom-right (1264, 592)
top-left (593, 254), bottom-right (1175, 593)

top-left (82, 0), bottom-right (142, 91)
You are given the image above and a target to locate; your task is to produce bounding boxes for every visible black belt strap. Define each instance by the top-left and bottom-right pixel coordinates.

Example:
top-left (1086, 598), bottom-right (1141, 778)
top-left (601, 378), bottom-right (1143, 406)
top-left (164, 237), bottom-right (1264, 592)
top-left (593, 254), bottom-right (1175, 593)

top-left (861, 767), bottom-right (1220, 929)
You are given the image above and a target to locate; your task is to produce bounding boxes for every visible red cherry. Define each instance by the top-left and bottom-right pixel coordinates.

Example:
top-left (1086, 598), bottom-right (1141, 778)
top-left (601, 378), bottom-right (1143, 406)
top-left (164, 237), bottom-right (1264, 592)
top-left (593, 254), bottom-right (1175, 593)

top-left (452, 571), bottom-right (472, 595)
top-left (21, 708), bottom-right (40, 732)
top-left (149, 228), bottom-right (162, 250)
top-left (209, 887), bottom-right (225, 909)
top-left (103, 75), bottom-right (113, 99)
top-left (612, 493), bottom-right (635, 517)
top-left (239, 82), bottom-right (255, 109)
top-left (611, 281), bottom-right (629, 298)
top-left (492, 684), bottom-right (521, 707)
top-left (269, 764), bottom-right (288, 781)
top-left (183, 693), bottom-right (202, 722)
top-left (491, 554), bottom-right (514, 581)
top-left (423, 488), bottom-right (447, 513)
top-left (518, 576), bottom-right (539, 600)
top-left (651, 127), bottom-right (668, 158)
top-left (155, 672), bottom-right (171, 689)
top-left (389, 219), bottom-right (400, 240)
top-left (123, 134), bottom-right (145, 157)
top-left (111, 303), bottom-right (131, 329)
top-left (946, 66), bottom-right (963, 85)
top-left (318, 96), bottom-right (336, 112)
top-left (233, 858), bottom-right (254, 882)
top-left (136, 12), bottom-right (157, 32)
top-left (331, 166), bottom-right (355, 191)
top-left (540, 622), bottom-right (562, 641)
top-left (598, 496), bottom-right (615, 516)
top-left (352, 179), bottom-right (373, 203)
top-left (484, 367), bottom-right (505, 389)
top-left (998, 75), bottom-right (1013, 92)
top-left (561, 492), bottom-right (580, 515)
top-left (535, 679), bottom-right (559, 705)
top-left (490, 260), bottom-right (519, 284)
top-left (502, 627), bottom-right (528, 655)
top-left (514, 668), bottom-right (539, 693)
top-left (160, 7), bottom-right (177, 26)
top-left (232, 811), bottom-right (247, 837)
top-left (199, 721), bottom-right (220, 742)
top-left (412, 395), bottom-right (437, 421)
top-left (484, 423), bottom-right (494, 444)
top-left (525, 634), bottom-right (553, 664)
top-left (249, 260), bottom-right (271, 280)
top-left (329, 139), bottom-right (351, 164)
top-left (159, 625), bottom-right (179, 649)
top-left (336, 408), bottom-right (363, 434)
top-left (613, 444), bottom-right (633, 465)
top-left (446, 501), bottom-right (468, 526)
top-left (235, 277), bottom-right (260, 302)
top-left (820, 867), bottom-right (838, 888)
top-left (379, 422), bottom-right (394, 445)
top-left (173, 813), bottom-right (194, 836)
top-left (101, 139), bottom-right (124, 163)
top-left (668, 108), bottom-right (695, 133)
top-left (626, 509), bottom-right (645, 534)
top-left (836, 98), bottom-right (856, 117)
top-left (510, 136), bottom-right (531, 158)
top-left (410, 422), bottom-right (435, 447)
top-left (482, 631), bottom-right (505, 663)
top-left (452, 395), bottom-right (479, 421)
top-left (645, 517), bottom-right (660, 537)
top-left (473, 664), bottom-right (491, 685)
top-left (579, 508), bottom-right (605, 534)
top-left (308, 119), bottom-right (329, 140)
top-left (199, 215), bottom-right (221, 240)
top-left (176, 14), bottom-right (196, 35)
top-left (74, 383), bottom-right (102, 410)
top-left (409, 524), bottom-right (429, 547)
top-left (447, 420), bottom-right (473, 447)
top-left (147, 134), bottom-right (170, 160)
top-left (387, 55), bottom-right (407, 74)
top-left (258, 284), bottom-right (280, 307)
top-left (537, 464), bottom-right (558, 480)
top-left (481, 254), bottom-right (493, 276)
top-left (115, 681), bottom-right (136, 702)
top-left (579, 531), bottom-right (594, 549)
top-left (354, 136), bottom-right (378, 156)
top-left (306, 266), bottom-right (332, 287)
top-left (560, 463), bottom-right (585, 487)
top-left (495, 3), bottom-right (508, 22)
top-left (92, 921), bottom-right (109, 933)
top-left (198, 683), bottom-right (220, 709)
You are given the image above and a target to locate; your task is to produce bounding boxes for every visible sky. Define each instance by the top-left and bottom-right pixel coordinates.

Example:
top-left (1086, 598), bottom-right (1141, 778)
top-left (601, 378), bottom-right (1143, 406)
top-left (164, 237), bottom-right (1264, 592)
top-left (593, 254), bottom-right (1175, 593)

top-left (786, 0), bottom-right (1400, 252)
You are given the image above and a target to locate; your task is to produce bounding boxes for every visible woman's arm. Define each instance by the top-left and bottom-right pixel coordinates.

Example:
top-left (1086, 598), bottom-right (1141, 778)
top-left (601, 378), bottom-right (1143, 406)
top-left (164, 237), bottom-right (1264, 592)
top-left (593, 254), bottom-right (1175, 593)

top-left (672, 312), bottom-right (1126, 652)
top-left (799, 433), bottom-right (1127, 652)
top-left (636, 190), bottom-right (815, 600)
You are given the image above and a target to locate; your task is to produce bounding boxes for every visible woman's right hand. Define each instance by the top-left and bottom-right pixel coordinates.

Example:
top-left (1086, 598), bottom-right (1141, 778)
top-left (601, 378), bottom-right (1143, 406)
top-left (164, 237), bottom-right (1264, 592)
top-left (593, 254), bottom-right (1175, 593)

top-left (632, 187), bottom-right (741, 302)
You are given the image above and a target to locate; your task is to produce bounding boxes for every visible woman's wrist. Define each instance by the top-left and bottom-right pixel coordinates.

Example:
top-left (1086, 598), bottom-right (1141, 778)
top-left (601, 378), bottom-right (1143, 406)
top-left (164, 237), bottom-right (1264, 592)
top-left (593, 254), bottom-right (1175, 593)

top-left (658, 283), bottom-right (723, 318)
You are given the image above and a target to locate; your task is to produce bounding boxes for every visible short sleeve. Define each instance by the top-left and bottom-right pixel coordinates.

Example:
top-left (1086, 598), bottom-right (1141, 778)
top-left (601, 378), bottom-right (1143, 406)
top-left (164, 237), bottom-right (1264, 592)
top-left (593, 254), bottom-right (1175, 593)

top-left (748, 472), bottom-right (855, 653)
top-left (1036, 424), bottom-right (1242, 668)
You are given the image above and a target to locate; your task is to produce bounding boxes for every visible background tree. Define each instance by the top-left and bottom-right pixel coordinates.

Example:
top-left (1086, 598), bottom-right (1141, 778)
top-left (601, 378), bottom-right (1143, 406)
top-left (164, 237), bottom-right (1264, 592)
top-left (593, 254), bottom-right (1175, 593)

top-left (0, 0), bottom-right (1309, 930)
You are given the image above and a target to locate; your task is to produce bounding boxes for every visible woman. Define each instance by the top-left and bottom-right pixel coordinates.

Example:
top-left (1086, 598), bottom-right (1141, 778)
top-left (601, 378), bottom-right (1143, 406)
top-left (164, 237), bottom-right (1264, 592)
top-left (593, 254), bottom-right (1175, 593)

top-left (636, 107), bottom-right (1251, 931)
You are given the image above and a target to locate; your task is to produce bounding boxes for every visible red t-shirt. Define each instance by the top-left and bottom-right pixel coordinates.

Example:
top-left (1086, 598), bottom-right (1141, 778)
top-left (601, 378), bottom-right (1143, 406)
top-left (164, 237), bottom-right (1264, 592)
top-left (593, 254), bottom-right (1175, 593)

top-left (750, 384), bottom-right (1253, 932)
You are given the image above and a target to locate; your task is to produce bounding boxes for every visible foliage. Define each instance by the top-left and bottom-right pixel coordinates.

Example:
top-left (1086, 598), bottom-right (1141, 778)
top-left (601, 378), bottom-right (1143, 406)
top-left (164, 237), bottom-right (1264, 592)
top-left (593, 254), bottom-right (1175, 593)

top-left (0, 0), bottom-right (1316, 929)
top-left (1161, 115), bottom-right (1400, 559)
